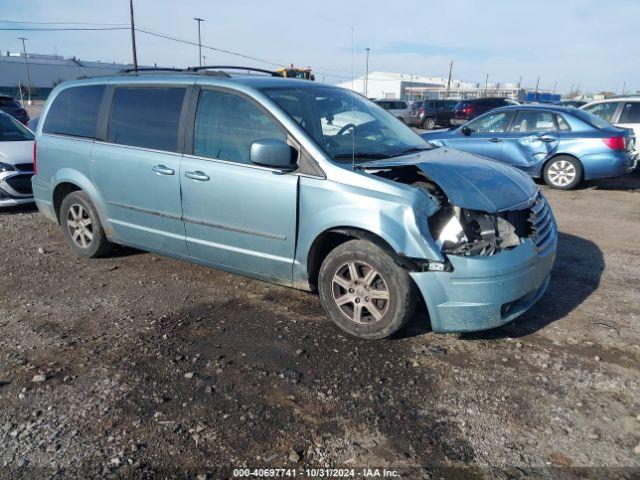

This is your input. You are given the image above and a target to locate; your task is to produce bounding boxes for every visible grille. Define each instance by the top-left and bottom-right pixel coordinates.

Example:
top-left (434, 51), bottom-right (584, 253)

top-left (14, 163), bottom-right (34, 172)
top-left (4, 174), bottom-right (33, 195)
top-left (528, 194), bottom-right (555, 253)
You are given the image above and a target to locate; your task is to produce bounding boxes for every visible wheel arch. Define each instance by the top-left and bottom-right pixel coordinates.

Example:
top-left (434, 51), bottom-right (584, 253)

top-left (50, 170), bottom-right (112, 235)
top-left (542, 153), bottom-right (584, 179)
top-left (305, 226), bottom-right (424, 292)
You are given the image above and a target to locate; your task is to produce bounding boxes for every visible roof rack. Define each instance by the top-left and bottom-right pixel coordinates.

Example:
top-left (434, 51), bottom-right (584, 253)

top-left (118, 67), bottom-right (186, 74)
top-left (187, 65), bottom-right (283, 77)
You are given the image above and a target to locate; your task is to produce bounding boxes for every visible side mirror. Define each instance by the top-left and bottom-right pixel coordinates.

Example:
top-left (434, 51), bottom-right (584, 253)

top-left (250, 139), bottom-right (297, 171)
top-left (461, 126), bottom-right (472, 136)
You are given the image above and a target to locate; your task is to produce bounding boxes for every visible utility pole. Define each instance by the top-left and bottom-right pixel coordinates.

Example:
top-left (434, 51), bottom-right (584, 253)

top-left (17, 37), bottom-right (31, 104)
top-left (129, 0), bottom-right (138, 70)
top-left (484, 73), bottom-right (489, 96)
top-left (621, 82), bottom-right (626, 95)
top-left (194, 17), bottom-right (205, 66)
top-left (364, 48), bottom-right (370, 98)
top-left (445, 60), bottom-right (453, 98)
top-left (202, 55), bottom-right (207, 65)
top-left (535, 76), bottom-right (540, 92)
top-left (517, 76), bottom-right (522, 89)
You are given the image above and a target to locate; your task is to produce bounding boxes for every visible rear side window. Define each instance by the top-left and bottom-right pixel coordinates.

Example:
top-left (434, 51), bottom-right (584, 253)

top-left (193, 89), bottom-right (286, 165)
top-left (619, 102), bottom-right (640, 123)
top-left (107, 86), bottom-right (186, 152)
top-left (511, 110), bottom-right (556, 133)
top-left (43, 85), bottom-right (105, 138)
top-left (555, 114), bottom-right (571, 131)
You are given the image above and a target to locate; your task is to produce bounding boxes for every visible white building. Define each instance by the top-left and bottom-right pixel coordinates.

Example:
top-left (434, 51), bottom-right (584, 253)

top-left (338, 71), bottom-right (524, 101)
top-left (0, 51), bottom-right (140, 99)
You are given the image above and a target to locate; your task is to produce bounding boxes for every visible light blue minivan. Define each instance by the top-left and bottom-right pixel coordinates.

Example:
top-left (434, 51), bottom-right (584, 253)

top-left (32, 68), bottom-right (557, 339)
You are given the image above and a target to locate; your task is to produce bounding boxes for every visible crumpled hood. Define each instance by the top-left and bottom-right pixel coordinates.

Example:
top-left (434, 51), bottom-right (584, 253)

top-left (0, 140), bottom-right (33, 165)
top-left (361, 147), bottom-right (538, 213)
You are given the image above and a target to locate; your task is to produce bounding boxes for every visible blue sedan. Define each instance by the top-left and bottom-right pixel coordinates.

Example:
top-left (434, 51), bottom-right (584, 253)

top-left (421, 105), bottom-right (638, 189)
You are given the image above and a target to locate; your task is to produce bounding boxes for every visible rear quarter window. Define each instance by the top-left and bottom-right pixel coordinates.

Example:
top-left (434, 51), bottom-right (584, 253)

top-left (43, 85), bottom-right (106, 138)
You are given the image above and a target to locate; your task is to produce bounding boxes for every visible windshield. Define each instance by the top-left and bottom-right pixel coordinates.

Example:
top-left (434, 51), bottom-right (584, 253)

top-left (261, 85), bottom-right (431, 162)
top-left (0, 113), bottom-right (34, 142)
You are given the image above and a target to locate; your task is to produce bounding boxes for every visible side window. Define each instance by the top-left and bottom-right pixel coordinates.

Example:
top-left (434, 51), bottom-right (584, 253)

top-left (466, 111), bottom-right (512, 133)
top-left (510, 110), bottom-right (557, 133)
top-left (194, 89), bottom-right (286, 165)
top-left (43, 85), bottom-right (105, 138)
top-left (107, 86), bottom-right (186, 152)
top-left (619, 103), bottom-right (640, 123)
top-left (583, 102), bottom-right (619, 122)
top-left (398, 101), bottom-right (408, 109)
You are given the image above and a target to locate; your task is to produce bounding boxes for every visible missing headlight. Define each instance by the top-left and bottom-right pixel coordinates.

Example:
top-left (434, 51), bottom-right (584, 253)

top-left (429, 205), bottom-right (531, 257)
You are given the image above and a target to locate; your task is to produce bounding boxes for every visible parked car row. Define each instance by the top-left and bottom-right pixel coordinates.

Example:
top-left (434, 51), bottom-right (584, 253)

top-left (0, 70), bottom-right (636, 340)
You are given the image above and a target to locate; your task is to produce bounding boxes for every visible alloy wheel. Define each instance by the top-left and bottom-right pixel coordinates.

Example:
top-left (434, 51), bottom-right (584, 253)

top-left (547, 159), bottom-right (577, 187)
top-left (331, 260), bottom-right (390, 325)
top-left (67, 204), bottom-right (94, 248)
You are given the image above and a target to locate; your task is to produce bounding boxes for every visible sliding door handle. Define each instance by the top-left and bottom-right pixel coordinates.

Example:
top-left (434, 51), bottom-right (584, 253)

top-left (184, 171), bottom-right (210, 181)
top-left (152, 164), bottom-right (175, 175)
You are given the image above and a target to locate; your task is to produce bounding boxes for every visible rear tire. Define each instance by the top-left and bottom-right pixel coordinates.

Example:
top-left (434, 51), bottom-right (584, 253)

top-left (543, 155), bottom-right (583, 190)
top-left (59, 191), bottom-right (113, 258)
top-left (422, 117), bottom-right (436, 130)
top-left (318, 240), bottom-right (417, 339)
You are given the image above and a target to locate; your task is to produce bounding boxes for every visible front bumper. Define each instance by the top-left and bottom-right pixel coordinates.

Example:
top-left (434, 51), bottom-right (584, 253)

top-left (0, 172), bottom-right (34, 207)
top-left (410, 237), bottom-right (557, 333)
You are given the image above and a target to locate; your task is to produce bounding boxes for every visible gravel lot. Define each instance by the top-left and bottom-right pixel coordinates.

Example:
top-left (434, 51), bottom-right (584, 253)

top-left (0, 170), bottom-right (639, 479)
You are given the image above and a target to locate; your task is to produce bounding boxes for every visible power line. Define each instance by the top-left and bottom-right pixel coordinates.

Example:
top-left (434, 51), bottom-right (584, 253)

top-left (0, 20), bottom-right (354, 79)
top-left (0, 27), bottom-right (129, 31)
top-left (0, 20), bottom-right (129, 26)
top-left (135, 26), bottom-right (287, 67)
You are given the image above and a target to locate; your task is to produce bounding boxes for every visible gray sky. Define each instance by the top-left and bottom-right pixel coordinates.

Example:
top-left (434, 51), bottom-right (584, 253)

top-left (1, 0), bottom-right (638, 93)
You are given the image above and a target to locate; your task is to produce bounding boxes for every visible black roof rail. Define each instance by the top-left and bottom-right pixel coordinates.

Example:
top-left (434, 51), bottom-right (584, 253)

top-left (118, 67), bottom-right (186, 74)
top-left (187, 65), bottom-right (283, 77)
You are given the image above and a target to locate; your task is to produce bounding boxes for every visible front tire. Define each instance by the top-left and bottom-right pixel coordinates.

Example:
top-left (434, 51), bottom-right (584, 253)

top-left (59, 191), bottom-right (114, 258)
top-left (543, 155), bottom-right (583, 190)
top-left (318, 240), bottom-right (417, 339)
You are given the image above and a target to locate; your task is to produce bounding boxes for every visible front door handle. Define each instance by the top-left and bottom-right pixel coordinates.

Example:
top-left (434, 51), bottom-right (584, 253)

top-left (535, 135), bottom-right (557, 143)
top-left (489, 137), bottom-right (502, 143)
top-left (184, 171), bottom-right (210, 181)
top-left (152, 164), bottom-right (175, 175)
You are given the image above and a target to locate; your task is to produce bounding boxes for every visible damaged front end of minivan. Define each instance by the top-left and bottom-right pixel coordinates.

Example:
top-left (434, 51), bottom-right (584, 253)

top-left (359, 149), bottom-right (558, 333)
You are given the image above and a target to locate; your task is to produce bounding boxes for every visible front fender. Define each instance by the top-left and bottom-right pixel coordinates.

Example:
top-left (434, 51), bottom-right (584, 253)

top-left (293, 177), bottom-right (443, 284)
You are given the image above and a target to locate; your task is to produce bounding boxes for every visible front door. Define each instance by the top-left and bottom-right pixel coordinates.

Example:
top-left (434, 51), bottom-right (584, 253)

top-left (448, 110), bottom-right (514, 161)
top-left (180, 88), bottom-right (298, 282)
top-left (90, 85), bottom-right (189, 255)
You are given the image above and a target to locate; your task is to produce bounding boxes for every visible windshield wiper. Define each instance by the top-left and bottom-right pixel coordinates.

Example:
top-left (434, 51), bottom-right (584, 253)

top-left (394, 146), bottom-right (431, 156)
top-left (332, 152), bottom-right (392, 160)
